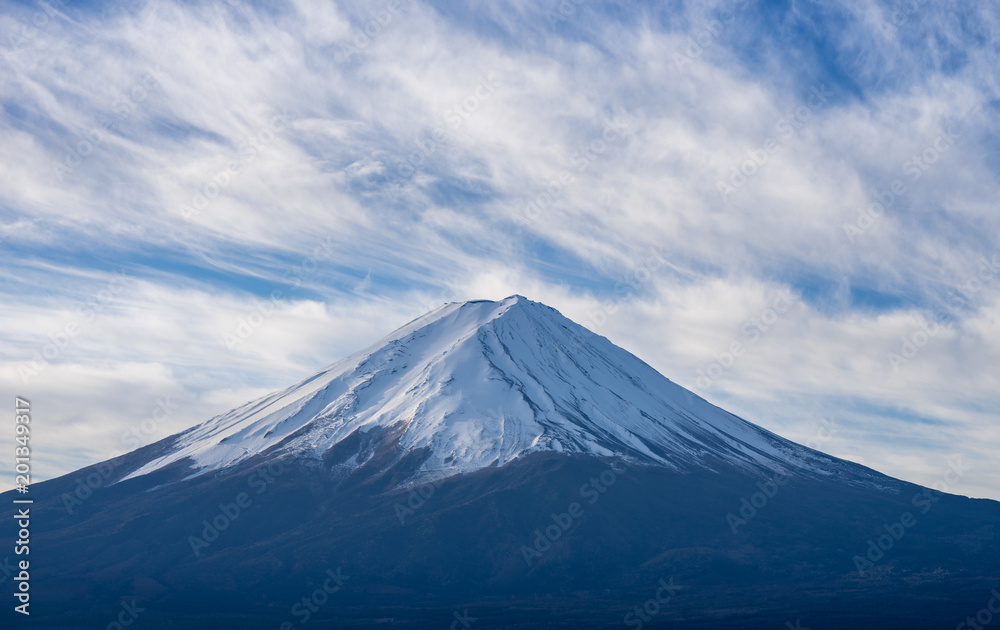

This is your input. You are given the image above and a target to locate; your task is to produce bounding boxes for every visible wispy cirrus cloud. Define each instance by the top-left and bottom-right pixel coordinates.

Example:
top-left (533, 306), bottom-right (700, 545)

top-left (2, 0), bottom-right (998, 498)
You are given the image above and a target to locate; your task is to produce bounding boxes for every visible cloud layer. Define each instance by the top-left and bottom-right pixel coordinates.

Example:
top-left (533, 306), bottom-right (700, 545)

top-left (2, 0), bottom-right (998, 499)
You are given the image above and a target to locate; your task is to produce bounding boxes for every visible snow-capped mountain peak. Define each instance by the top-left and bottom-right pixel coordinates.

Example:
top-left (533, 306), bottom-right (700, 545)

top-left (123, 295), bottom-right (841, 485)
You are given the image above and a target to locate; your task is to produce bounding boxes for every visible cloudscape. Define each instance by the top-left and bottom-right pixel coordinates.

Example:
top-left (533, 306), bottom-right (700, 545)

top-left (2, 2), bottom-right (998, 502)
top-left (3, 2), bottom-right (1000, 628)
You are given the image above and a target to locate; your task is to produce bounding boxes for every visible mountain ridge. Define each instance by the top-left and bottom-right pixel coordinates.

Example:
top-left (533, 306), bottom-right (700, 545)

top-left (118, 295), bottom-right (890, 493)
top-left (4, 295), bottom-right (998, 629)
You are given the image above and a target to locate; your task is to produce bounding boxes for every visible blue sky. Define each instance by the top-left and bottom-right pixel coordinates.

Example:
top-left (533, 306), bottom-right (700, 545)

top-left (2, 0), bottom-right (998, 499)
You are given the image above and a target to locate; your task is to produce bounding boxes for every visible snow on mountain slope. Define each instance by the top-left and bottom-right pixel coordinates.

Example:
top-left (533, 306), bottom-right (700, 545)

top-left (123, 295), bottom-right (850, 485)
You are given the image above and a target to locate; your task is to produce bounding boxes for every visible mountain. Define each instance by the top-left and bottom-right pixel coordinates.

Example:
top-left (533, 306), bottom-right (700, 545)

top-left (3, 296), bottom-right (998, 629)
top-left (122, 295), bottom-right (877, 486)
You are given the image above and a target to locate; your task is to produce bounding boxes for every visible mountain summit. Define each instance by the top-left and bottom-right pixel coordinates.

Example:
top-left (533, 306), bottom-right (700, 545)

top-left (126, 295), bottom-right (855, 487)
top-left (5, 296), bottom-right (998, 630)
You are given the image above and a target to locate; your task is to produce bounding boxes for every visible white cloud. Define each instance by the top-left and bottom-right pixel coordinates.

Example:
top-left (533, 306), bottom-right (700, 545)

top-left (1, 0), bottom-right (998, 500)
